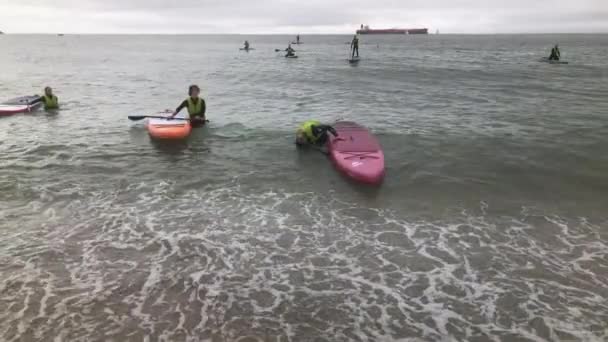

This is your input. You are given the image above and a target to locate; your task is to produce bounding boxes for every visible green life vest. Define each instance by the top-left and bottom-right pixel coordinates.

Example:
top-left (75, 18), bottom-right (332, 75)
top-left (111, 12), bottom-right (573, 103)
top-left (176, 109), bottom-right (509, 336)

top-left (300, 120), bottom-right (320, 143)
top-left (187, 97), bottom-right (202, 116)
top-left (43, 95), bottom-right (58, 109)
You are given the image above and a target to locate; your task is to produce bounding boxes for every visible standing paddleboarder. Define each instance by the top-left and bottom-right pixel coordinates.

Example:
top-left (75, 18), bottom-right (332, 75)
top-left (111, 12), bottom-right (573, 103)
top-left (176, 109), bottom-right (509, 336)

top-left (350, 35), bottom-right (359, 59)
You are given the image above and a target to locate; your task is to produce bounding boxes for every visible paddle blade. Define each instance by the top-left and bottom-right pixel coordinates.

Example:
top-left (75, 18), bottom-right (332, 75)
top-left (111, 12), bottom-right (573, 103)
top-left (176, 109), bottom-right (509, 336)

top-left (128, 115), bottom-right (148, 121)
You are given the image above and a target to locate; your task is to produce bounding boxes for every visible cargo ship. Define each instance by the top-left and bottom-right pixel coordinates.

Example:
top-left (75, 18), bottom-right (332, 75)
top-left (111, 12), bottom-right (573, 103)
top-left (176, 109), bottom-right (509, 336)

top-left (356, 25), bottom-right (428, 35)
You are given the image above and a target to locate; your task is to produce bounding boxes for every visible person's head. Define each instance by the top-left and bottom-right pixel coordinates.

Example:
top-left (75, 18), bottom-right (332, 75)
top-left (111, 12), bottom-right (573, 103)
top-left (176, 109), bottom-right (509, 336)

top-left (188, 85), bottom-right (200, 98)
top-left (555, 44), bottom-right (559, 48)
top-left (295, 128), bottom-right (307, 145)
top-left (44, 86), bottom-right (53, 96)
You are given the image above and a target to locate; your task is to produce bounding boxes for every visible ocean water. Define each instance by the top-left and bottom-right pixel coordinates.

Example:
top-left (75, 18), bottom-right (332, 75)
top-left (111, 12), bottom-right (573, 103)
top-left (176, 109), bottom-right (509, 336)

top-left (1, 34), bottom-right (607, 341)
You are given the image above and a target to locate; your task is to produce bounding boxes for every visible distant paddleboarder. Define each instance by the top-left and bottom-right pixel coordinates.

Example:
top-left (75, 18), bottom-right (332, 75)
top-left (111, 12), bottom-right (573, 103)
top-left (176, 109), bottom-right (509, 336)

top-left (350, 35), bottom-right (359, 58)
top-left (285, 43), bottom-right (296, 57)
top-left (548, 44), bottom-right (561, 61)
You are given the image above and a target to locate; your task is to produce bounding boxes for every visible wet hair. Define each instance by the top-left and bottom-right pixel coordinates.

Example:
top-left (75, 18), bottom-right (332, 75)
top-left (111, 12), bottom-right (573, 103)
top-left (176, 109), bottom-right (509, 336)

top-left (188, 85), bottom-right (200, 96)
top-left (44, 86), bottom-right (52, 93)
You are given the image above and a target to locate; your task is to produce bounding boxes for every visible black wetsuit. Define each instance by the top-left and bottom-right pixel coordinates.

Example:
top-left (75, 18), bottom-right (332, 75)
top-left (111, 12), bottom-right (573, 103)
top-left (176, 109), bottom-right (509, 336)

top-left (549, 47), bottom-right (561, 61)
top-left (351, 38), bottom-right (359, 58)
top-left (29, 96), bottom-right (43, 105)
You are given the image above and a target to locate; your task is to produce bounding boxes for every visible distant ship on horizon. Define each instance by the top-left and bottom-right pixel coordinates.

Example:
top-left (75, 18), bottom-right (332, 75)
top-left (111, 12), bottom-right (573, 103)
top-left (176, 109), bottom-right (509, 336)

top-left (356, 24), bottom-right (428, 35)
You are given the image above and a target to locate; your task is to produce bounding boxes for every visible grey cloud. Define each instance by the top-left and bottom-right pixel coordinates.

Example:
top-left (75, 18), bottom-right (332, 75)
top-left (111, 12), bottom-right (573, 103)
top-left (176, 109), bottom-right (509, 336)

top-left (0, 0), bottom-right (606, 33)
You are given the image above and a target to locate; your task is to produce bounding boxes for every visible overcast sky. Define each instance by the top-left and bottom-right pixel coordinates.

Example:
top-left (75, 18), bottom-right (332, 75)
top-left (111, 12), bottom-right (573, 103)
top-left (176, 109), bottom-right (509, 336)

top-left (0, 0), bottom-right (606, 34)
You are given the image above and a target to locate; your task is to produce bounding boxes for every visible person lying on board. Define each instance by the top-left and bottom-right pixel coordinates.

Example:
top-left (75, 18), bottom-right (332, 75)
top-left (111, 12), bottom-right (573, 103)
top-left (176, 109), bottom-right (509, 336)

top-left (170, 84), bottom-right (206, 126)
top-left (295, 120), bottom-right (339, 151)
top-left (29, 86), bottom-right (59, 110)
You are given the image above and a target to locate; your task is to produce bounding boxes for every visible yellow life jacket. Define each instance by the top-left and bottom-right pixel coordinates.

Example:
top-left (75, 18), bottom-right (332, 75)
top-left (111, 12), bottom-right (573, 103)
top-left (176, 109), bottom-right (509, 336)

top-left (187, 97), bottom-right (202, 116)
top-left (300, 120), bottom-right (320, 143)
top-left (43, 95), bottom-right (58, 109)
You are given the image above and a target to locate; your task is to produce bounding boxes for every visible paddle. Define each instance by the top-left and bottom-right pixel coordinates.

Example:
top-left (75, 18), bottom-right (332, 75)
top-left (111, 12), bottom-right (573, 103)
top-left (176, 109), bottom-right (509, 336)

top-left (128, 115), bottom-right (211, 124)
top-left (128, 115), bottom-right (188, 121)
top-left (347, 44), bottom-right (356, 61)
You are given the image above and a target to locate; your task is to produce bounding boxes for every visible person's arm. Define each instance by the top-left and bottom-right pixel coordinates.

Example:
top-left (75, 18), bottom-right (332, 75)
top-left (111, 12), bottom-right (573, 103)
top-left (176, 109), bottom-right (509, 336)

top-left (326, 126), bottom-right (338, 137)
top-left (29, 96), bottom-right (43, 105)
top-left (312, 125), bottom-right (339, 139)
top-left (171, 100), bottom-right (188, 117)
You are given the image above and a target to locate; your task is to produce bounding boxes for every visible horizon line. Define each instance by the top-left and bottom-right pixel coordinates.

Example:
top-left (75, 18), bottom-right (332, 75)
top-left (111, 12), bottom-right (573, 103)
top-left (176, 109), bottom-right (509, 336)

top-left (2, 32), bottom-right (608, 35)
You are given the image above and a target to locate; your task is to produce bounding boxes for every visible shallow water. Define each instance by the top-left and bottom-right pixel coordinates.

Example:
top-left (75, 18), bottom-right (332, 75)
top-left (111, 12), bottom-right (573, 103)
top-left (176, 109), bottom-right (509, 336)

top-left (1, 34), bottom-right (608, 341)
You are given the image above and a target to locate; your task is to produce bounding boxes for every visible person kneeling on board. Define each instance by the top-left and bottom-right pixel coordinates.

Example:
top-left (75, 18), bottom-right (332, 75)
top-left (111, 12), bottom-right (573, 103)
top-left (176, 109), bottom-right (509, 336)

top-left (170, 84), bottom-right (206, 126)
top-left (30, 86), bottom-right (59, 110)
top-left (244, 40), bottom-right (250, 50)
top-left (548, 44), bottom-right (561, 61)
top-left (285, 43), bottom-right (296, 57)
top-left (295, 120), bottom-right (338, 152)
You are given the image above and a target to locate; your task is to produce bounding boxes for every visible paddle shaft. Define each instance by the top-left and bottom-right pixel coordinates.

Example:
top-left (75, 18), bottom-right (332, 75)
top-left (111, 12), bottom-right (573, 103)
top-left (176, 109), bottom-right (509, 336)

top-left (128, 115), bottom-right (209, 122)
top-left (128, 115), bottom-right (187, 121)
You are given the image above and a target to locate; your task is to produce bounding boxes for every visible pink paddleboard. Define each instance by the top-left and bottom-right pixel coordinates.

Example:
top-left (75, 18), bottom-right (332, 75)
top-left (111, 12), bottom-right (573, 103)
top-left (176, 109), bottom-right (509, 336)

top-left (327, 121), bottom-right (385, 185)
top-left (0, 96), bottom-right (42, 116)
top-left (0, 105), bottom-right (33, 116)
